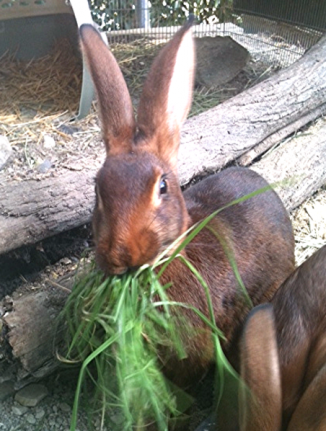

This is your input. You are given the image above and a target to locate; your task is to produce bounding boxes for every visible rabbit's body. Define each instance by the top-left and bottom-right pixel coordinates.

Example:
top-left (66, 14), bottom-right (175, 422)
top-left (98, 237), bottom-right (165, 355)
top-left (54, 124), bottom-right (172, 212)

top-left (160, 167), bottom-right (294, 387)
top-left (272, 244), bottom-right (326, 429)
top-left (79, 20), bottom-right (294, 393)
top-left (240, 245), bottom-right (326, 431)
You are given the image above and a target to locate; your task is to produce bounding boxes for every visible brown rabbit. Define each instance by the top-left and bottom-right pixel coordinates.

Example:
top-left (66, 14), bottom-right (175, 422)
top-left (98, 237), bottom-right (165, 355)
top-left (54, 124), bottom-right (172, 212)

top-left (79, 21), bottom-right (294, 388)
top-left (240, 245), bottom-right (326, 431)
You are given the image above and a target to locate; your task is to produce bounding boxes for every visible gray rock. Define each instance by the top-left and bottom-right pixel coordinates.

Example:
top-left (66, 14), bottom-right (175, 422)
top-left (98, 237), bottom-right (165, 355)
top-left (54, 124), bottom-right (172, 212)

top-left (35, 407), bottom-right (45, 419)
top-left (26, 413), bottom-right (36, 424)
top-left (43, 134), bottom-right (56, 149)
top-left (60, 257), bottom-right (72, 266)
top-left (57, 124), bottom-right (80, 135)
top-left (12, 405), bottom-right (28, 416)
top-left (15, 384), bottom-right (48, 407)
top-left (37, 159), bottom-right (52, 173)
top-left (0, 136), bottom-right (12, 170)
top-left (59, 402), bottom-right (71, 413)
top-left (195, 36), bottom-right (250, 88)
top-left (0, 381), bottom-right (15, 401)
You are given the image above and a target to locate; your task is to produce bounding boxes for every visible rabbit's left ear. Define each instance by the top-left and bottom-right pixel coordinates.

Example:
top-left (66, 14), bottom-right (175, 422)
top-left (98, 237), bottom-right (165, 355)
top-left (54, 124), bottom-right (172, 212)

top-left (136, 18), bottom-right (195, 171)
top-left (79, 24), bottom-right (135, 155)
top-left (239, 304), bottom-right (282, 431)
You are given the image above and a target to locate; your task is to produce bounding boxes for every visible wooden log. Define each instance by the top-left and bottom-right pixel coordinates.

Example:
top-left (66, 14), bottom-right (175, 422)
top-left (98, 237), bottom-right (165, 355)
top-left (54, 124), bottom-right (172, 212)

top-left (177, 33), bottom-right (326, 182)
top-left (1, 277), bottom-right (72, 384)
top-left (252, 120), bottom-right (326, 211)
top-left (238, 102), bottom-right (326, 166)
top-left (0, 170), bottom-right (97, 255)
top-left (2, 119), bottom-right (326, 382)
top-left (1, 34), bottom-right (326, 256)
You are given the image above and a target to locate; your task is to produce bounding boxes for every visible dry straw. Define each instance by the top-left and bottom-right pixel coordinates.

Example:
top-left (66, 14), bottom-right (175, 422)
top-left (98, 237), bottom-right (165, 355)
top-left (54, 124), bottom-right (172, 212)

top-left (0, 38), bottom-right (82, 121)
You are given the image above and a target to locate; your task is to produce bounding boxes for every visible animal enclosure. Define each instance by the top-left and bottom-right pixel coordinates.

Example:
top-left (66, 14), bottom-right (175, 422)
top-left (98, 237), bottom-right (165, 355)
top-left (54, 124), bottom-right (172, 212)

top-left (1, 2), bottom-right (326, 430)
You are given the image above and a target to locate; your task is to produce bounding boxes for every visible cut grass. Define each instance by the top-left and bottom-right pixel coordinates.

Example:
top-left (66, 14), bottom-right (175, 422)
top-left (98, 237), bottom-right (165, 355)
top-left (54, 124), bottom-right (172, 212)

top-left (63, 265), bottom-right (184, 431)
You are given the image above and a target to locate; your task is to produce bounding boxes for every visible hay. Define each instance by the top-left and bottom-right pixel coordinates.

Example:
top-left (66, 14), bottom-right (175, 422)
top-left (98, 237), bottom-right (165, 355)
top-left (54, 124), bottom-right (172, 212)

top-left (0, 38), bottom-right (82, 121)
top-left (0, 36), bottom-right (270, 157)
top-left (112, 39), bottom-right (162, 104)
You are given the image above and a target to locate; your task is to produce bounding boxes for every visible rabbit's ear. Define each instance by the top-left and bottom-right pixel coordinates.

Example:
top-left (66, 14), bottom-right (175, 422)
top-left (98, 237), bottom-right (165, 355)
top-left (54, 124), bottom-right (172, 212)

top-left (137, 18), bottom-right (195, 171)
top-left (79, 24), bottom-right (136, 155)
top-left (239, 304), bottom-right (282, 431)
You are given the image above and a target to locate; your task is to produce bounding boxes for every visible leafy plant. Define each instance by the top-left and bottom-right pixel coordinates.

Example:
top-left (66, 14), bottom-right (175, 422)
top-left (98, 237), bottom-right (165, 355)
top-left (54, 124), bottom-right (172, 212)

top-left (87, 0), bottom-right (234, 31)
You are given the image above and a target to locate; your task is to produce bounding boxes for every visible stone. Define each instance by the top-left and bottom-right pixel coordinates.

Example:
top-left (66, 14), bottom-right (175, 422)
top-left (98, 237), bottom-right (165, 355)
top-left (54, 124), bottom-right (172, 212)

top-left (57, 124), bottom-right (80, 135)
top-left (37, 159), bottom-right (52, 173)
top-left (26, 413), bottom-right (36, 424)
top-left (15, 384), bottom-right (48, 407)
top-left (0, 135), bottom-right (12, 170)
top-left (0, 381), bottom-right (15, 401)
top-left (195, 36), bottom-right (250, 88)
top-left (43, 134), bottom-right (56, 149)
top-left (59, 402), bottom-right (71, 413)
top-left (35, 408), bottom-right (45, 419)
top-left (12, 405), bottom-right (28, 416)
top-left (60, 257), bottom-right (72, 266)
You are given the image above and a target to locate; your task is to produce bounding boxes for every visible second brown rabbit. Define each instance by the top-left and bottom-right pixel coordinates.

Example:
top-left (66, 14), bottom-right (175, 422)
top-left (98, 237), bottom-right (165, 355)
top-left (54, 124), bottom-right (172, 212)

top-left (79, 20), bottom-right (295, 389)
top-left (240, 244), bottom-right (326, 431)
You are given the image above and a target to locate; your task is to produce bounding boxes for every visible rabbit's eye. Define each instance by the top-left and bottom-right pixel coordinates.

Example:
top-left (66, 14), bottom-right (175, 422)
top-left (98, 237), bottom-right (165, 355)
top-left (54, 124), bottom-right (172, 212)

top-left (159, 177), bottom-right (168, 195)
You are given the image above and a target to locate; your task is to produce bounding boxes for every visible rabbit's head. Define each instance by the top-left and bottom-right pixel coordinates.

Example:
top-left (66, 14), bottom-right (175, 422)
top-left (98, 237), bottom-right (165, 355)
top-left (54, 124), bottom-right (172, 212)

top-left (79, 20), bottom-right (195, 274)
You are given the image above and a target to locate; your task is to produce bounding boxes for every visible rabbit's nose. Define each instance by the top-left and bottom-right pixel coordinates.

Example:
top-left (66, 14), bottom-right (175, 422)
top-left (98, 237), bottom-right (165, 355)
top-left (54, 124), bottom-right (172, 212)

top-left (110, 268), bottom-right (127, 275)
top-left (109, 264), bottom-right (140, 276)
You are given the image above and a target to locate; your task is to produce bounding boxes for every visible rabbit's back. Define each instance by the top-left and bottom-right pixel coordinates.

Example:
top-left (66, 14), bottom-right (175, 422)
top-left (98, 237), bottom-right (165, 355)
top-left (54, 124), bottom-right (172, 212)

top-left (184, 166), bottom-right (294, 316)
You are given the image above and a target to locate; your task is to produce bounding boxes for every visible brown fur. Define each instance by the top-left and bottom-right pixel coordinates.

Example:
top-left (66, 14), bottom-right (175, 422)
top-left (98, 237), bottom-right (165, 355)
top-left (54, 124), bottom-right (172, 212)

top-left (240, 304), bottom-right (282, 431)
top-left (239, 245), bottom-right (326, 431)
top-left (79, 21), bottom-right (294, 396)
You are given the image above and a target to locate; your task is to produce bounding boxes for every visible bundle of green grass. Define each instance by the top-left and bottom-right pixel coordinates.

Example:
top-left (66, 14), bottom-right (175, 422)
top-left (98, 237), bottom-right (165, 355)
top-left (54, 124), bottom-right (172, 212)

top-left (64, 262), bottom-right (187, 430)
top-left (62, 203), bottom-right (254, 431)
top-left (63, 257), bottom-right (232, 429)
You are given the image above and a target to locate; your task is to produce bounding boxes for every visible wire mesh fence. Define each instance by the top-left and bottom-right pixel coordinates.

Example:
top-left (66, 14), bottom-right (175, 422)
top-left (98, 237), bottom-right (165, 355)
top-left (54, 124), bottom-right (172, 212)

top-left (233, 0), bottom-right (326, 32)
top-left (93, 1), bottom-right (323, 70)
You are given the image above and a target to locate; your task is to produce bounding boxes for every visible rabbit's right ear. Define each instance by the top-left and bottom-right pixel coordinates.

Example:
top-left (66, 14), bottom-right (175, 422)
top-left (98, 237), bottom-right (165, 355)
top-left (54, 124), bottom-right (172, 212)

top-left (136, 18), bottom-right (195, 172)
top-left (239, 304), bottom-right (282, 431)
top-left (79, 24), bottom-right (136, 155)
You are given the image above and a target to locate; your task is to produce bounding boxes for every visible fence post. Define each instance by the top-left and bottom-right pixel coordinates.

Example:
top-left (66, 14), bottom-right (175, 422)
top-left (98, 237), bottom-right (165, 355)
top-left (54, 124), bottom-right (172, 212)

top-left (136, 0), bottom-right (150, 28)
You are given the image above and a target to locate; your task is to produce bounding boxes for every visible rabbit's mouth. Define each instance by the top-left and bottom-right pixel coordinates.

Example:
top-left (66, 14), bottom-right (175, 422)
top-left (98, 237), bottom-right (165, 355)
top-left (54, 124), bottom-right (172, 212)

top-left (108, 265), bottom-right (128, 276)
top-left (95, 238), bottom-right (160, 276)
